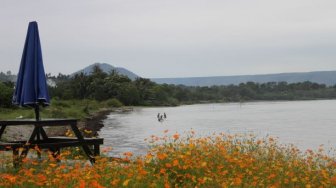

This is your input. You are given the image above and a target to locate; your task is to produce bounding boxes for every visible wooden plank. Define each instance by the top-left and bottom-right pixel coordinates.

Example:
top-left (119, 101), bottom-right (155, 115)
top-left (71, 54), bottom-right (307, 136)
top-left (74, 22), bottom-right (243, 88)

top-left (13, 148), bottom-right (19, 168)
top-left (0, 142), bottom-right (23, 150)
top-left (0, 125), bottom-right (6, 139)
top-left (1, 141), bottom-right (101, 149)
top-left (20, 126), bottom-right (39, 159)
top-left (70, 123), bottom-right (95, 163)
top-left (51, 148), bottom-right (61, 162)
top-left (0, 119), bottom-right (78, 126)
top-left (48, 137), bottom-right (103, 144)
top-left (2, 138), bottom-right (103, 149)
top-left (94, 145), bottom-right (100, 156)
top-left (39, 128), bottom-right (49, 140)
top-left (37, 141), bottom-right (82, 148)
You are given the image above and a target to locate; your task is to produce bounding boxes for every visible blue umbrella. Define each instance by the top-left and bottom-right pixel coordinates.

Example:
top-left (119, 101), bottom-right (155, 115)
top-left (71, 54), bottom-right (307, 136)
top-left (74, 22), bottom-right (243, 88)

top-left (13, 21), bottom-right (50, 121)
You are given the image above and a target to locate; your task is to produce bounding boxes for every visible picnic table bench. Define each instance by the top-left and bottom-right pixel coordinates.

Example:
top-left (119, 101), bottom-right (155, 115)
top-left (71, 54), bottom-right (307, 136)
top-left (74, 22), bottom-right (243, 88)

top-left (0, 119), bottom-right (103, 167)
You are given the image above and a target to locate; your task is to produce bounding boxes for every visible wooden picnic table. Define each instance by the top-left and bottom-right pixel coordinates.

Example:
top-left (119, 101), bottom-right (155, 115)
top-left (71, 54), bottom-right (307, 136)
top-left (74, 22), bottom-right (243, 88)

top-left (0, 119), bottom-right (103, 167)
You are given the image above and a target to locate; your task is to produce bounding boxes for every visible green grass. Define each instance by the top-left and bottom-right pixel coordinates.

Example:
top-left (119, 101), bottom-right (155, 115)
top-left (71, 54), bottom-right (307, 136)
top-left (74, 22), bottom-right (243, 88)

top-left (0, 99), bottom-right (109, 120)
top-left (0, 108), bottom-right (35, 120)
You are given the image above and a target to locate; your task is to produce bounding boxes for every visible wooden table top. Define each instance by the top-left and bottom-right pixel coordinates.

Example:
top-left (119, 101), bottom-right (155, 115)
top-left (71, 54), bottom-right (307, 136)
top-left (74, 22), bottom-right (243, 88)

top-left (0, 119), bottom-right (78, 126)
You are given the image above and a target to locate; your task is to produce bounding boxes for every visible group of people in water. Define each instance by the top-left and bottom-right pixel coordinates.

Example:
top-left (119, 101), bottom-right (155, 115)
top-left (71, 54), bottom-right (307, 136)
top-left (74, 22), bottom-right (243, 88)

top-left (157, 112), bottom-right (167, 122)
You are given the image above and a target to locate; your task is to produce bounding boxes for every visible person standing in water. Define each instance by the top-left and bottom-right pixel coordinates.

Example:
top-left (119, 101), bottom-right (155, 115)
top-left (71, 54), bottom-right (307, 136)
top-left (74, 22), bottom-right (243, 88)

top-left (157, 113), bottom-right (162, 122)
top-left (163, 112), bottom-right (167, 119)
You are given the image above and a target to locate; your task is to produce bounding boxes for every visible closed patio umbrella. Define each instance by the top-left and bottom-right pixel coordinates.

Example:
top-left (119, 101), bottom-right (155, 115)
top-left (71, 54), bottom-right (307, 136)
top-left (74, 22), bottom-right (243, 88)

top-left (12, 21), bottom-right (50, 121)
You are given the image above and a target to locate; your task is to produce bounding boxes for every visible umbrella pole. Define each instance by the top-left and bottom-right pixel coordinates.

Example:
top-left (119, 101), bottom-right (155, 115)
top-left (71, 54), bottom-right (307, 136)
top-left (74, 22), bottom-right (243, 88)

top-left (34, 105), bottom-right (42, 159)
top-left (34, 105), bottom-right (40, 121)
top-left (34, 105), bottom-right (41, 141)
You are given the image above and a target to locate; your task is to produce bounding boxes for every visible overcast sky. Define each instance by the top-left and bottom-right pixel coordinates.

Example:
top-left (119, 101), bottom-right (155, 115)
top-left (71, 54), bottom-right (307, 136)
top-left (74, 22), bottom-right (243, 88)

top-left (1, 0), bottom-right (336, 78)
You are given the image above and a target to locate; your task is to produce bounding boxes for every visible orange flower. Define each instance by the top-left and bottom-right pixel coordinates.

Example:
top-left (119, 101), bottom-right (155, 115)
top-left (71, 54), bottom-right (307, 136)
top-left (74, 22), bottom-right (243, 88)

top-left (198, 177), bottom-right (206, 184)
top-left (34, 174), bottom-right (47, 186)
top-left (160, 168), bottom-right (166, 174)
top-left (173, 159), bottom-right (179, 166)
top-left (331, 176), bottom-right (336, 185)
top-left (91, 180), bottom-right (104, 188)
top-left (2, 174), bottom-right (17, 184)
top-left (79, 180), bottom-right (86, 188)
top-left (139, 169), bottom-right (147, 176)
top-left (102, 147), bottom-right (112, 153)
top-left (0, 132), bottom-right (335, 187)
top-left (222, 170), bottom-right (229, 175)
top-left (157, 153), bottom-right (167, 160)
top-left (268, 173), bottom-right (276, 179)
top-left (173, 133), bottom-right (180, 140)
top-left (165, 163), bottom-right (172, 168)
top-left (164, 182), bottom-right (170, 188)
top-left (110, 179), bottom-right (120, 186)
top-left (123, 152), bottom-right (133, 157)
top-left (233, 177), bottom-right (242, 185)
top-left (123, 179), bottom-right (131, 186)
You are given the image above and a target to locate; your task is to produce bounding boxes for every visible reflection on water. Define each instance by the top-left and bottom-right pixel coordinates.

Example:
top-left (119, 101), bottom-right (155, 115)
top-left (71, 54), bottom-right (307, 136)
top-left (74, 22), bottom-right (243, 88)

top-left (100, 100), bottom-right (336, 157)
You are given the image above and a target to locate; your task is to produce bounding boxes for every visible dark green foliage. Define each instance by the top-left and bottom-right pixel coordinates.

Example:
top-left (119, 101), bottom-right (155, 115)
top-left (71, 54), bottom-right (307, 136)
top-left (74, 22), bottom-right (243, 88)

top-left (48, 107), bottom-right (67, 118)
top-left (0, 82), bottom-right (14, 108)
top-left (2, 67), bottom-right (336, 108)
top-left (106, 98), bottom-right (123, 107)
top-left (48, 67), bottom-right (336, 105)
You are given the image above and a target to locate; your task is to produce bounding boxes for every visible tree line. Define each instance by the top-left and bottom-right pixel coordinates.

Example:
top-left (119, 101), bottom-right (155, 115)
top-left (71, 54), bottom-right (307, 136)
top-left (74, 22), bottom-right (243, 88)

top-left (1, 67), bottom-right (336, 108)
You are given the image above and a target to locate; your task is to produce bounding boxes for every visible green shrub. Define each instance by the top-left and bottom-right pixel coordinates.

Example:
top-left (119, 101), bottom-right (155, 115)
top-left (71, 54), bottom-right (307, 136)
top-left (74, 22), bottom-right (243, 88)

top-left (49, 108), bottom-right (67, 118)
top-left (67, 110), bottom-right (82, 118)
top-left (106, 98), bottom-right (123, 107)
top-left (0, 82), bottom-right (13, 108)
top-left (51, 99), bottom-right (71, 108)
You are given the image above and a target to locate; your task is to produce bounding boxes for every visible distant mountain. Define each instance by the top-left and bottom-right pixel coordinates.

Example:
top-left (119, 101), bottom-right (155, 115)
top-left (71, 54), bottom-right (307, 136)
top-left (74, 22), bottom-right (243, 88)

top-left (73, 63), bottom-right (139, 80)
top-left (151, 71), bottom-right (336, 86)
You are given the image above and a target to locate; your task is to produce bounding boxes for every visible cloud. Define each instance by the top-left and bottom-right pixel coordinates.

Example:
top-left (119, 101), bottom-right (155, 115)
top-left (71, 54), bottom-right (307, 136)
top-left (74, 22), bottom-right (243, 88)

top-left (1, 0), bottom-right (336, 77)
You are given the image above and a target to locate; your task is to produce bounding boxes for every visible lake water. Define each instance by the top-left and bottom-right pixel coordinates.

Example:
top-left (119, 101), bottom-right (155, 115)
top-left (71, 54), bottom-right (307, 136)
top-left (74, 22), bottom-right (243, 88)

top-left (100, 100), bottom-right (336, 157)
